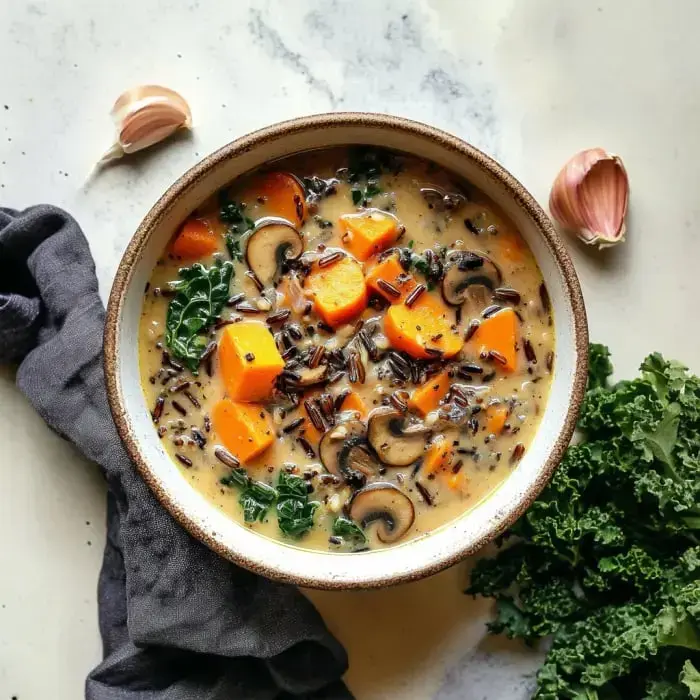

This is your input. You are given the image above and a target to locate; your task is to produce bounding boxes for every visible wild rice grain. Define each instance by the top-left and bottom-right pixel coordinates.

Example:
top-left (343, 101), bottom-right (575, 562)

top-left (297, 436), bottom-right (316, 459)
top-left (152, 395), bottom-right (165, 422)
top-left (511, 443), bottom-right (525, 464)
top-left (184, 390), bottom-right (201, 408)
top-left (524, 339), bottom-right (537, 363)
top-left (175, 453), bottom-right (193, 468)
top-left (282, 417), bottom-right (305, 434)
top-left (318, 250), bottom-right (346, 268)
top-left (226, 292), bottom-right (246, 307)
top-left (214, 446), bottom-right (240, 469)
top-left (169, 380), bottom-right (191, 393)
top-left (303, 399), bottom-right (326, 432)
top-left (488, 350), bottom-right (508, 366)
top-left (415, 482), bottom-right (434, 506)
top-left (377, 279), bottom-right (401, 298)
top-left (493, 288), bottom-right (521, 304)
top-left (201, 341), bottom-right (217, 377)
top-left (266, 308), bottom-right (291, 325)
top-left (308, 345), bottom-right (326, 369)
top-left (539, 283), bottom-right (551, 312)
top-left (172, 400), bottom-right (188, 416)
top-left (546, 351), bottom-right (554, 372)
top-left (404, 283), bottom-right (426, 308)
top-left (235, 301), bottom-right (262, 314)
top-left (482, 304), bottom-right (502, 319)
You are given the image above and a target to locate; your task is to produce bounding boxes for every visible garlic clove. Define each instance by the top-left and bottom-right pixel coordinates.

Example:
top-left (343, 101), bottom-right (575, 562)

top-left (549, 148), bottom-right (629, 248)
top-left (99, 85), bottom-right (192, 165)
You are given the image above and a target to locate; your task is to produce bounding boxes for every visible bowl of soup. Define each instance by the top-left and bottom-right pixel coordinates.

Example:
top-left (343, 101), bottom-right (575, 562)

top-left (104, 113), bottom-right (588, 588)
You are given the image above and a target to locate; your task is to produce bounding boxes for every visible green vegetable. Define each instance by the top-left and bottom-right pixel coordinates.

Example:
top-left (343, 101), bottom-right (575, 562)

top-left (225, 234), bottom-right (244, 262)
top-left (220, 468), bottom-right (277, 523)
top-left (239, 481), bottom-right (277, 523)
top-left (276, 471), bottom-right (318, 538)
top-left (219, 468), bottom-right (248, 489)
top-left (219, 189), bottom-right (254, 263)
top-left (165, 258), bottom-right (233, 372)
top-left (219, 189), bottom-right (255, 233)
top-left (467, 344), bottom-right (700, 699)
top-left (347, 147), bottom-right (393, 206)
top-left (332, 516), bottom-right (366, 544)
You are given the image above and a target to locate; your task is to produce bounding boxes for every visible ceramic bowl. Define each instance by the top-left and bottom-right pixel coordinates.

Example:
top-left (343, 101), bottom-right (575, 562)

top-left (104, 113), bottom-right (588, 589)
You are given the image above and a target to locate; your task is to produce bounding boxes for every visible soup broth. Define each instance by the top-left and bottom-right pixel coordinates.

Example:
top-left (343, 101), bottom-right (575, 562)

top-left (138, 148), bottom-right (554, 552)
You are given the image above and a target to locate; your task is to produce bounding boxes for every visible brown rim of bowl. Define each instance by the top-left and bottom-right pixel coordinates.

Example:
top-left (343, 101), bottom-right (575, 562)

top-left (104, 112), bottom-right (589, 590)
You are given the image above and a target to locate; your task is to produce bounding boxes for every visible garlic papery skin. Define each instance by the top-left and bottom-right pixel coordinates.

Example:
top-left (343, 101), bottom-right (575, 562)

top-left (549, 148), bottom-right (629, 249)
top-left (99, 85), bottom-right (192, 165)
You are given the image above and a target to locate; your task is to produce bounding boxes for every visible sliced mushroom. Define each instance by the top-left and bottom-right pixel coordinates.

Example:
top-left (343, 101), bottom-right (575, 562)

top-left (367, 406), bottom-right (429, 466)
top-left (245, 219), bottom-right (303, 287)
top-left (349, 483), bottom-right (415, 543)
top-left (319, 420), bottom-right (379, 487)
top-left (441, 250), bottom-right (503, 307)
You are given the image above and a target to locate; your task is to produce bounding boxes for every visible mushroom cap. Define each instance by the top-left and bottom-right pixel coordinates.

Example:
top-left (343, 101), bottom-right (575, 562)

top-left (319, 420), bottom-right (378, 487)
top-left (367, 406), bottom-right (429, 466)
top-left (349, 482), bottom-right (415, 543)
top-left (441, 250), bottom-right (502, 307)
top-left (245, 219), bottom-right (303, 287)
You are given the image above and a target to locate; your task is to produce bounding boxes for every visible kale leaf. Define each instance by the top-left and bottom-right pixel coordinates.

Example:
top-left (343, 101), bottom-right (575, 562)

top-left (347, 147), bottom-right (396, 206)
top-left (332, 516), bottom-right (366, 544)
top-left (220, 468), bottom-right (277, 523)
top-left (219, 189), bottom-right (254, 263)
top-left (276, 471), bottom-right (318, 538)
top-left (165, 258), bottom-right (233, 372)
top-left (468, 344), bottom-right (700, 699)
top-left (239, 481), bottom-right (277, 523)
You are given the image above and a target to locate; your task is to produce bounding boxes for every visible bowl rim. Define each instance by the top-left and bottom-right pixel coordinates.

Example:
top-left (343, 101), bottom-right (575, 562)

top-left (104, 112), bottom-right (588, 589)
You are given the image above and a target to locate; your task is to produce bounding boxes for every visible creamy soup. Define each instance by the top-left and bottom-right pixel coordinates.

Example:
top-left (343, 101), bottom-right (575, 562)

top-left (138, 148), bottom-right (554, 552)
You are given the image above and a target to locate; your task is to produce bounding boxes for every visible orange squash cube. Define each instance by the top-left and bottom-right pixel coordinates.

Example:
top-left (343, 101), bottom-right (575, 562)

top-left (304, 256), bottom-right (367, 328)
top-left (466, 308), bottom-right (518, 372)
top-left (384, 295), bottom-right (462, 360)
top-left (422, 437), bottom-right (453, 476)
top-left (365, 253), bottom-right (416, 303)
top-left (218, 322), bottom-right (285, 402)
top-left (212, 399), bottom-right (274, 463)
top-left (409, 371), bottom-right (451, 416)
top-left (339, 211), bottom-right (402, 261)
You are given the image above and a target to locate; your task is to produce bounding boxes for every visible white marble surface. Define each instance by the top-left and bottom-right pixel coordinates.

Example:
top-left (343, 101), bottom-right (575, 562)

top-left (1, 0), bottom-right (699, 698)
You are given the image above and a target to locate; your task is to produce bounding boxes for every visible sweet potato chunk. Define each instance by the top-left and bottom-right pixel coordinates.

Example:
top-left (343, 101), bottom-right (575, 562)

top-left (485, 405), bottom-right (509, 435)
top-left (171, 219), bottom-right (218, 259)
top-left (339, 211), bottom-right (401, 261)
top-left (213, 398), bottom-right (274, 463)
top-left (219, 322), bottom-right (285, 402)
top-left (422, 437), bottom-right (453, 476)
top-left (365, 253), bottom-right (416, 303)
top-left (384, 295), bottom-right (462, 360)
top-left (340, 391), bottom-right (368, 418)
top-left (305, 256), bottom-right (367, 328)
top-left (467, 308), bottom-right (518, 372)
top-left (409, 371), bottom-right (451, 416)
top-left (243, 171), bottom-right (306, 226)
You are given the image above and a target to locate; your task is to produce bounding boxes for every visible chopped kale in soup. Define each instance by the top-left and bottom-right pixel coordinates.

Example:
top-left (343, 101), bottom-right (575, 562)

top-left (138, 147), bottom-right (554, 552)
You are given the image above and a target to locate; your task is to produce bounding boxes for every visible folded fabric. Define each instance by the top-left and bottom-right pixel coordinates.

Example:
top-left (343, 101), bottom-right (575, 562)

top-left (0, 205), bottom-right (351, 700)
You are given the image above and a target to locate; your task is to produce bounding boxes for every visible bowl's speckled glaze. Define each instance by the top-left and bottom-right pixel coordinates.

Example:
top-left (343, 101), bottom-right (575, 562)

top-left (104, 113), bottom-right (588, 589)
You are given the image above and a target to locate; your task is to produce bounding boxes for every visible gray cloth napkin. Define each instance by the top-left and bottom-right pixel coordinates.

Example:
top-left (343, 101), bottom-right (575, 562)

top-left (0, 204), bottom-right (351, 700)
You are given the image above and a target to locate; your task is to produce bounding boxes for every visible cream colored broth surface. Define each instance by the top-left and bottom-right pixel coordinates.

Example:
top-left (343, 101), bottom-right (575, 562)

top-left (138, 148), bottom-right (554, 552)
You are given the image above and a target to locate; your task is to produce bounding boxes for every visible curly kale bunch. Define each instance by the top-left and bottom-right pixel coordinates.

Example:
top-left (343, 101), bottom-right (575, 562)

top-left (468, 345), bottom-right (700, 699)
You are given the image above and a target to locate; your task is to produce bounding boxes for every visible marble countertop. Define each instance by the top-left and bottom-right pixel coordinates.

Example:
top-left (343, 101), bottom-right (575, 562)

top-left (2, 1), bottom-right (699, 697)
